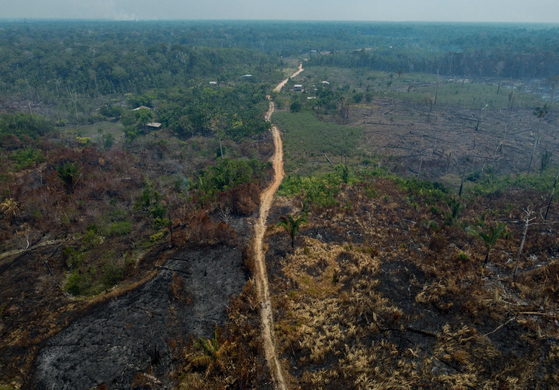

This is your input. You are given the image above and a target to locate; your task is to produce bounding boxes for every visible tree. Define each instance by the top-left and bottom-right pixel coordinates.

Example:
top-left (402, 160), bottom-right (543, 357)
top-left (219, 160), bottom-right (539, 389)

top-left (0, 198), bottom-right (19, 223)
top-left (479, 223), bottom-right (506, 267)
top-left (277, 214), bottom-right (307, 249)
top-left (353, 92), bottom-right (363, 103)
top-left (135, 107), bottom-right (153, 132)
top-left (290, 101), bottom-right (302, 113)
top-left (56, 162), bottom-right (82, 194)
top-left (336, 164), bottom-right (351, 184)
top-left (190, 329), bottom-right (228, 378)
top-left (544, 169), bottom-right (559, 220)
top-left (546, 75), bottom-right (559, 102)
top-left (528, 104), bottom-right (549, 173)
top-left (540, 150), bottom-right (552, 174)
top-left (513, 208), bottom-right (536, 279)
top-left (104, 133), bottom-right (114, 150)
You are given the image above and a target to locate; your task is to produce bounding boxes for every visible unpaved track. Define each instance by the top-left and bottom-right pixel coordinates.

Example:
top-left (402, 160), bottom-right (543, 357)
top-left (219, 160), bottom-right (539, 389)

top-left (255, 65), bottom-right (303, 390)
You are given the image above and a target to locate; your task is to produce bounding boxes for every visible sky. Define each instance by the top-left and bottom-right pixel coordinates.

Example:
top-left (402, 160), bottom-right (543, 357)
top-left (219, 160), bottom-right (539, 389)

top-left (2, 0), bottom-right (558, 23)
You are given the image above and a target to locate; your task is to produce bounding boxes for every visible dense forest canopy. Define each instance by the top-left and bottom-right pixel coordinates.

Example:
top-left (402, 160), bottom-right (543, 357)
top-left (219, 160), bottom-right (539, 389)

top-left (0, 20), bottom-right (558, 102)
top-left (0, 21), bottom-right (283, 101)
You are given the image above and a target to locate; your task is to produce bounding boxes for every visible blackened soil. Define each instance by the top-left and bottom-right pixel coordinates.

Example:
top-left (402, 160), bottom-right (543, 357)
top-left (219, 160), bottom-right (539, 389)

top-left (32, 246), bottom-right (246, 390)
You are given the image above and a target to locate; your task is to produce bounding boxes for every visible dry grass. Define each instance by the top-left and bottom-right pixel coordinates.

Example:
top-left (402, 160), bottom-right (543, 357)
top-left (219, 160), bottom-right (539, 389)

top-left (267, 176), bottom-right (559, 389)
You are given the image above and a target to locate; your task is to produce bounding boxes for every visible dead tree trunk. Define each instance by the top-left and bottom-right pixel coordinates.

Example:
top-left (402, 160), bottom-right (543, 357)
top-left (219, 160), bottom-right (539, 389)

top-left (527, 133), bottom-right (540, 173)
top-left (513, 207), bottom-right (535, 279)
top-left (544, 169), bottom-right (559, 220)
top-left (417, 158), bottom-right (423, 180)
top-left (459, 156), bottom-right (469, 197)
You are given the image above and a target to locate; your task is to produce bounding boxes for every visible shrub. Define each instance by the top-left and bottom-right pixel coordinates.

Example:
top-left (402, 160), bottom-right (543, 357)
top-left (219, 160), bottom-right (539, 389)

top-left (65, 272), bottom-right (91, 296)
top-left (56, 161), bottom-right (82, 194)
top-left (107, 221), bottom-right (132, 237)
top-left (11, 147), bottom-right (45, 170)
top-left (101, 261), bottom-right (124, 289)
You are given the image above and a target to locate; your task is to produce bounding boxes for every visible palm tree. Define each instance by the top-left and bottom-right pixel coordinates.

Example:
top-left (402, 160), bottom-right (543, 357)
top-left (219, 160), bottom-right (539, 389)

top-left (336, 164), bottom-right (351, 184)
top-left (277, 214), bottom-right (307, 249)
top-left (479, 223), bottom-right (506, 267)
top-left (0, 198), bottom-right (19, 223)
top-left (56, 162), bottom-right (82, 194)
top-left (528, 105), bottom-right (550, 173)
top-left (190, 329), bottom-right (228, 377)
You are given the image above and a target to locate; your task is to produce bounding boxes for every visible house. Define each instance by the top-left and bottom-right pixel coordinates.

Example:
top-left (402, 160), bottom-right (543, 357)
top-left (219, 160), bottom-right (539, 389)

top-left (321, 81), bottom-right (330, 85)
top-left (133, 106), bottom-right (151, 111)
top-left (241, 74), bottom-right (253, 78)
top-left (146, 122), bottom-right (162, 130)
top-left (293, 84), bottom-right (303, 92)
top-left (209, 81), bottom-right (218, 86)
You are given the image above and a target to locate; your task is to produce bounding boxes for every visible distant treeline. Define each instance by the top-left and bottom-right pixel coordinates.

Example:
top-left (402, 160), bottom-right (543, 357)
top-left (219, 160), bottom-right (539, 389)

top-left (306, 45), bottom-right (559, 79)
top-left (0, 20), bottom-right (558, 105)
top-left (0, 21), bottom-right (282, 102)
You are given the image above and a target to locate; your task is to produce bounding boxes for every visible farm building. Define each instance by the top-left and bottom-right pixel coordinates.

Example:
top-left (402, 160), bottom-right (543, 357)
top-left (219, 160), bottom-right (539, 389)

top-left (147, 122), bottom-right (162, 130)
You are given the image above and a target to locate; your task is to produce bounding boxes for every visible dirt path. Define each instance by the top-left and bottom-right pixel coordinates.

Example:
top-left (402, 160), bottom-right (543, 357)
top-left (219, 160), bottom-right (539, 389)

top-left (272, 64), bottom-right (304, 93)
top-left (255, 65), bottom-right (303, 390)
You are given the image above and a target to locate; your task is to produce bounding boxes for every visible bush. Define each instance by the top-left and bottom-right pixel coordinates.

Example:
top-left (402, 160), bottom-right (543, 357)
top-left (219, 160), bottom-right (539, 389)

top-left (107, 221), bottom-right (132, 237)
top-left (11, 147), bottom-right (45, 170)
top-left (101, 261), bottom-right (124, 289)
top-left (65, 272), bottom-right (91, 296)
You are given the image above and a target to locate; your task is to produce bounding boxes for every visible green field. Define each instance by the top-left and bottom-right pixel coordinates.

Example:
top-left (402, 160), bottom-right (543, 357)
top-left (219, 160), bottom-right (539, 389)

top-left (298, 67), bottom-right (553, 110)
top-left (272, 111), bottom-right (364, 175)
top-left (60, 121), bottom-right (125, 146)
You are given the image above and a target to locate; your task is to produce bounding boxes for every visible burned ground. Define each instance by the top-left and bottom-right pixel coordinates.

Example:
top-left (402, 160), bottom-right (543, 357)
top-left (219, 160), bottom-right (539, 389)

top-left (31, 246), bottom-right (246, 390)
top-left (266, 177), bottom-right (559, 389)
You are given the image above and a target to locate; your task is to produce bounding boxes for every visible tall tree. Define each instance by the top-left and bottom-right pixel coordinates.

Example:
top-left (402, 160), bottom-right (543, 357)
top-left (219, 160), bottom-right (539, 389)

top-left (277, 214), bottom-right (307, 249)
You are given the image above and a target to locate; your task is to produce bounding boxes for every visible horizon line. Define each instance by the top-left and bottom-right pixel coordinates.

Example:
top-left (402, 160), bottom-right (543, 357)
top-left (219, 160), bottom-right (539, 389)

top-left (0, 18), bottom-right (558, 25)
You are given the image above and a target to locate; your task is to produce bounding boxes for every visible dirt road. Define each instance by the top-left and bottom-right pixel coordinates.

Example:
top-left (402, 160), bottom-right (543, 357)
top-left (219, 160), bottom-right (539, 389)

top-left (273, 64), bottom-right (304, 93)
top-left (255, 65), bottom-right (303, 390)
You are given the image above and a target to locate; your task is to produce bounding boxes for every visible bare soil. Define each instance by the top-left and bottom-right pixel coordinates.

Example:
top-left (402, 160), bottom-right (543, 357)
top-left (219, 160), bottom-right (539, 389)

top-left (253, 65), bottom-right (304, 390)
top-left (349, 98), bottom-right (558, 180)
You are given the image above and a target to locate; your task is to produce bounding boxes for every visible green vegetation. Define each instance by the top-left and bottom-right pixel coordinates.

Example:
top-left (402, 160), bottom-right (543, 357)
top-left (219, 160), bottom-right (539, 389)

top-left (302, 67), bottom-right (553, 110)
top-left (277, 214), bottom-right (308, 249)
top-left (56, 162), bottom-right (82, 194)
top-left (273, 111), bottom-right (363, 174)
top-left (0, 113), bottom-right (54, 139)
top-left (479, 223), bottom-right (507, 266)
top-left (278, 173), bottom-right (344, 207)
top-left (11, 147), bottom-right (45, 170)
top-left (194, 158), bottom-right (270, 203)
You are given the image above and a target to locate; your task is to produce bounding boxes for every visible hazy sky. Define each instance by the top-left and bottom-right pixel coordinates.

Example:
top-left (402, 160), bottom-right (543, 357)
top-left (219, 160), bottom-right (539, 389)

top-left (2, 0), bottom-right (558, 23)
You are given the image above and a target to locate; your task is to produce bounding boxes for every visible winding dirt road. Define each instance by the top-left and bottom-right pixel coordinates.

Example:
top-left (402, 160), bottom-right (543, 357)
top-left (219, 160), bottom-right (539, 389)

top-left (254, 64), bottom-right (303, 390)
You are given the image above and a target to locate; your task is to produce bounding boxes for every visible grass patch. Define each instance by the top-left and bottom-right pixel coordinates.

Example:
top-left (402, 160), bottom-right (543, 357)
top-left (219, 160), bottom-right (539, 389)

top-left (61, 121), bottom-right (124, 146)
top-left (301, 66), bottom-right (552, 110)
top-left (390, 81), bottom-right (546, 110)
top-left (272, 111), bottom-right (364, 175)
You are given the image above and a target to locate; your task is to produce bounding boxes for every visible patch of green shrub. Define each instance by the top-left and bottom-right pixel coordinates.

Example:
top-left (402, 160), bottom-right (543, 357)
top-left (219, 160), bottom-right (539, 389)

top-left (107, 221), bottom-right (132, 237)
